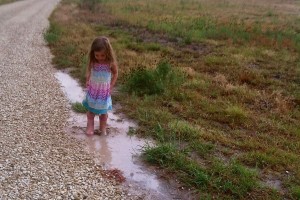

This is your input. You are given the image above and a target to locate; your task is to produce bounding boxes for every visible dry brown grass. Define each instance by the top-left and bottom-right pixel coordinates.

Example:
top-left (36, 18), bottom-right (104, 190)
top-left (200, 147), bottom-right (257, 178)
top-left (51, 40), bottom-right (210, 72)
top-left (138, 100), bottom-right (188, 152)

top-left (46, 0), bottom-right (300, 198)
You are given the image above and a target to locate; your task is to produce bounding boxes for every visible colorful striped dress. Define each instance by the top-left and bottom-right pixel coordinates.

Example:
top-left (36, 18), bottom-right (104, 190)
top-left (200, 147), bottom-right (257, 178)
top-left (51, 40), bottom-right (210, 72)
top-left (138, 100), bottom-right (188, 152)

top-left (82, 63), bottom-right (112, 114)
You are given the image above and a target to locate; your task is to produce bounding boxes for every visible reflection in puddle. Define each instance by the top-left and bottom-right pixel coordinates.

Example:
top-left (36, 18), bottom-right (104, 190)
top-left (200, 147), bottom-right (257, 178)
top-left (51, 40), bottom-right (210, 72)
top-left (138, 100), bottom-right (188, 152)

top-left (54, 72), bottom-right (85, 103)
top-left (55, 71), bottom-right (181, 199)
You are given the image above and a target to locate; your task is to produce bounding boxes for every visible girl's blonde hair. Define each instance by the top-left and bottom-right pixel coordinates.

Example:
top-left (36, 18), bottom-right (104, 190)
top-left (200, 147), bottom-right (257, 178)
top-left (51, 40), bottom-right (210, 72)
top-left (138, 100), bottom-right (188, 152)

top-left (88, 36), bottom-right (116, 67)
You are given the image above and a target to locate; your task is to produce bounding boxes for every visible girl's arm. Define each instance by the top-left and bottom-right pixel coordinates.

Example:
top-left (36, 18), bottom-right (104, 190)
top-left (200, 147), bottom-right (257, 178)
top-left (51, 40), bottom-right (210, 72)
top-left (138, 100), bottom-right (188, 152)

top-left (86, 63), bottom-right (92, 87)
top-left (110, 62), bottom-right (118, 90)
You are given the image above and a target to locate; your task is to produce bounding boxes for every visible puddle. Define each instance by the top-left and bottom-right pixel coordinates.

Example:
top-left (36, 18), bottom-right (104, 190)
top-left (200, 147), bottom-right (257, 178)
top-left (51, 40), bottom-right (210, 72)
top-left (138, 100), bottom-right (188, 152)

top-left (263, 174), bottom-right (283, 191)
top-left (55, 71), bottom-right (189, 200)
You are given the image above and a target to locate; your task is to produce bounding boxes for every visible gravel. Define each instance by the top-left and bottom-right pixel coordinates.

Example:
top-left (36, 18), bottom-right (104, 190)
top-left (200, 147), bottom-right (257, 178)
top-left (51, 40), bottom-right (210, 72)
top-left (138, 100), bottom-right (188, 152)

top-left (0, 0), bottom-right (136, 199)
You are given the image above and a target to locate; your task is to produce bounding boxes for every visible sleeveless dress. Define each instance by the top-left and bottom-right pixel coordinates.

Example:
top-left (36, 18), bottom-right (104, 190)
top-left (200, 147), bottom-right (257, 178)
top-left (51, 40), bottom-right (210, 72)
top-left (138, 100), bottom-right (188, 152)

top-left (82, 63), bottom-right (112, 114)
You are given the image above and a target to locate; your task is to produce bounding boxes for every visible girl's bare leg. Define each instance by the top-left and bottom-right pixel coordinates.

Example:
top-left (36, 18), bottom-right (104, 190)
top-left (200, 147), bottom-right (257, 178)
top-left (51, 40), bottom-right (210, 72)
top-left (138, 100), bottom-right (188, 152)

top-left (86, 111), bottom-right (95, 135)
top-left (99, 114), bottom-right (108, 135)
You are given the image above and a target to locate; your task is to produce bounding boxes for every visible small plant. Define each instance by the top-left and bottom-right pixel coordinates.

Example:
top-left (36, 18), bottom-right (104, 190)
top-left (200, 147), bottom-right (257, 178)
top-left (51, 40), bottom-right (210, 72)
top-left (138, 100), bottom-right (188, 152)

top-left (143, 143), bottom-right (210, 187)
top-left (291, 185), bottom-right (300, 199)
top-left (79, 0), bottom-right (104, 11)
top-left (44, 22), bottom-right (62, 45)
top-left (144, 43), bottom-right (161, 51)
top-left (127, 126), bottom-right (136, 136)
top-left (80, 55), bottom-right (88, 85)
top-left (124, 61), bottom-right (184, 96)
top-left (190, 141), bottom-right (214, 156)
top-left (225, 105), bottom-right (248, 123)
top-left (168, 120), bottom-right (200, 141)
top-left (211, 160), bottom-right (259, 197)
top-left (71, 102), bottom-right (88, 113)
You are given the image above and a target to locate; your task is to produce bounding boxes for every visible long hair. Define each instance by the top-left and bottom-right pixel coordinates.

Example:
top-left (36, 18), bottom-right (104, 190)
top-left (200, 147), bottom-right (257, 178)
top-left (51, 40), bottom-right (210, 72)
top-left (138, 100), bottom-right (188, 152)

top-left (88, 36), bottom-right (116, 69)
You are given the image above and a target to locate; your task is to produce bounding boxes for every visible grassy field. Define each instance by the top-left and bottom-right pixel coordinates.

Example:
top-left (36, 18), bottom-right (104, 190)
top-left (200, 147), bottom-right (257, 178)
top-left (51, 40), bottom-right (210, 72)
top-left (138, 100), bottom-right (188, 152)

top-left (0, 0), bottom-right (18, 5)
top-left (46, 0), bottom-right (300, 199)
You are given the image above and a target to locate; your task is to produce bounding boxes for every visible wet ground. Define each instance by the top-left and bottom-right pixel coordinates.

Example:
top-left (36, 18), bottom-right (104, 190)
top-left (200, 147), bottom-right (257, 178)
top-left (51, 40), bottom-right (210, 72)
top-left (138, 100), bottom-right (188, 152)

top-left (55, 71), bottom-right (193, 200)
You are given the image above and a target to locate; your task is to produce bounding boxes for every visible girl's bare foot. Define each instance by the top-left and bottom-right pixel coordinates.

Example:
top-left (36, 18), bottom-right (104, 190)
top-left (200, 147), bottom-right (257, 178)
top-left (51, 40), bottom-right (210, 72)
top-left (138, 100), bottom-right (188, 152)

top-left (86, 123), bottom-right (94, 135)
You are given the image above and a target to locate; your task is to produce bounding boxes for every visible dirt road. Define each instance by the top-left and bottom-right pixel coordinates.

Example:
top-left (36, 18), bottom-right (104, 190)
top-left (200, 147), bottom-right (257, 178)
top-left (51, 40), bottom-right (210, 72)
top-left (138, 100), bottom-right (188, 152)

top-left (0, 0), bottom-right (133, 199)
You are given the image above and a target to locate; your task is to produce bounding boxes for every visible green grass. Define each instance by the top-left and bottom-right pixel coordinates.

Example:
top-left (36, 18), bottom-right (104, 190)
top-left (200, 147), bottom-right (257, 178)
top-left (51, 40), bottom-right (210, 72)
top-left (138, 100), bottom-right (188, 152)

top-left (96, 0), bottom-right (300, 52)
top-left (190, 141), bottom-right (214, 157)
top-left (224, 105), bottom-right (248, 124)
top-left (46, 0), bottom-right (300, 198)
top-left (143, 142), bottom-right (261, 198)
top-left (0, 0), bottom-right (17, 5)
top-left (123, 61), bottom-right (185, 96)
top-left (167, 120), bottom-right (201, 141)
top-left (291, 186), bottom-right (300, 199)
top-left (126, 42), bottom-right (162, 52)
top-left (44, 22), bottom-right (62, 45)
top-left (71, 102), bottom-right (87, 113)
top-left (143, 143), bottom-right (210, 187)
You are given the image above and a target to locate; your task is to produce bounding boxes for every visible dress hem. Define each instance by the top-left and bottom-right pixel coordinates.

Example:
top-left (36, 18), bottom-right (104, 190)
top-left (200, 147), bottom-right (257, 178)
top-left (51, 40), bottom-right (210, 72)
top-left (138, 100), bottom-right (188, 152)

top-left (82, 100), bottom-right (112, 114)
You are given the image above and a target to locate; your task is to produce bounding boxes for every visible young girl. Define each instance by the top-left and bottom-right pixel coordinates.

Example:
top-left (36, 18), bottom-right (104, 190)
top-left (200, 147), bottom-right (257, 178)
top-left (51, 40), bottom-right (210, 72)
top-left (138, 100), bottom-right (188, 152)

top-left (82, 36), bottom-right (118, 135)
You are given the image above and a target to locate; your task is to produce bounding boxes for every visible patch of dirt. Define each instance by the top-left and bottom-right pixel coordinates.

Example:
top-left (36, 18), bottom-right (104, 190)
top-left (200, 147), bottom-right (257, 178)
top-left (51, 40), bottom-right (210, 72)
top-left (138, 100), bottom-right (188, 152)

top-left (101, 168), bottom-right (126, 184)
top-left (52, 3), bottom-right (78, 23)
top-left (74, 6), bottom-right (213, 58)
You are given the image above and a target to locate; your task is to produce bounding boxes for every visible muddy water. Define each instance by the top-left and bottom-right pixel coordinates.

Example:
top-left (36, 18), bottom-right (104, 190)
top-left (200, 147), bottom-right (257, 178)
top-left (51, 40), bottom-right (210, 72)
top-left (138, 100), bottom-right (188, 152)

top-left (55, 71), bottom-right (188, 200)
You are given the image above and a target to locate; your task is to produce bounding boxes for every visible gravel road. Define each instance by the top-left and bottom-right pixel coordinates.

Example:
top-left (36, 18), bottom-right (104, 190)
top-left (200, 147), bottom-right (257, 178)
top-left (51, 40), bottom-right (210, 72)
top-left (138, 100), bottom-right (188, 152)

top-left (0, 0), bottom-right (134, 199)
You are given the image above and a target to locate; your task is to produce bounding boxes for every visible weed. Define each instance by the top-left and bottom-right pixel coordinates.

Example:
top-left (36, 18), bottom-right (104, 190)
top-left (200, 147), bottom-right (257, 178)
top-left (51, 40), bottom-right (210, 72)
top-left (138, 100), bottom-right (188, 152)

top-left (125, 67), bottom-right (164, 95)
top-left (0, 0), bottom-right (17, 5)
top-left (44, 22), bottom-right (62, 45)
top-left (211, 160), bottom-right (259, 197)
top-left (53, 56), bottom-right (72, 69)
top-left (225, 105), bottom-right (248, 123)
top-left (144, 43), bottom-right (161, 51)
top-left (291, 185), bottom-right (300, 199)
top-left (71, 102), bottom-right (87, 113)
top-left (123, 60), bottom-right (184, 96)
top-left (190, 141), bottom-right (214, 157)
top-left (79, 0), bottom-right (105, 11)
top-left (143, 143), bottom-right (210, 187)
top-left (80, 55), bottom-right (88, 84)
top-left (62, 44), bottom-right (76, 56)
top-left (168, 120), bottom-right (201, 141)
top-left (127, 126), bottom-right (136, 136)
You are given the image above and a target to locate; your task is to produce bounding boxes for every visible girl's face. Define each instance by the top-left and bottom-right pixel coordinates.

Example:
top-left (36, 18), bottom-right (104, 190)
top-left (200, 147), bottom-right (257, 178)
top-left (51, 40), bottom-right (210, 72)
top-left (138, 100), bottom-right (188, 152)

top-left (94, 50), bottom-right (106, 62)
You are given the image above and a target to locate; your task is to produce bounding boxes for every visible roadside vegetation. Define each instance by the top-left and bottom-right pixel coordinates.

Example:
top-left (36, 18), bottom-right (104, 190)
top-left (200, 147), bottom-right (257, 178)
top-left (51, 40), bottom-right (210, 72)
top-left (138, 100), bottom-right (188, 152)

top-left (46, 0), bottom-right (300, 199)
top-left (0, 0), bottom-right (17, 5)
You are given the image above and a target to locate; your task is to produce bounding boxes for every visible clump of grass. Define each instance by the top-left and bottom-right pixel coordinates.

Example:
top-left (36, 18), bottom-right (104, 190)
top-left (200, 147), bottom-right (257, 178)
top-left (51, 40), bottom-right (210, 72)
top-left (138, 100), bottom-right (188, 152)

top-left (225, 105), bottom-right (248, 123)
top-left (53, 56), bottom-right (73, 69)
top-left (211, 160), bottom-right (259, 197)
top-left (125, 67), bottom-right (164, 95)
top-left (126, 42), bottom-right (161, 52)
top-left (79, 0), bottom-right (103, 11)
top-left (126, 43), bottom-right (144, 52)
top-left (0, 0), bottom-right (17, 5)
top-left (71, 102), bottom-right (87, 113)
top-left (44, 22), bottom-right (62, 45)
top-left (80, 55), bottom-right (88, 84)
top-left (144, 43), bottom-right (161, 51)
top-left (143, 143), bottom-right (210, 187)
top-left (190, 141), bottom-right (214, 157)
top-left (291, 186), bottom-right (300, 199)
top-left (168, 120), bottom-right (201, 141)
top-left (143, 142), bottom-right (259, 196)
top-left (239, 151), bottom-right (278, 169)
top-left (124, 60), bottom-right (185, 96)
